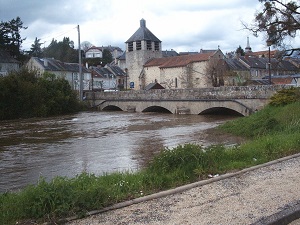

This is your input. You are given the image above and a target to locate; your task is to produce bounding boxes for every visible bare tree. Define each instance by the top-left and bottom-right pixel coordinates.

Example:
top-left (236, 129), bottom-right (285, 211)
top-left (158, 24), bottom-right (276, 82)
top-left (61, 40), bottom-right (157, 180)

top-left (205, 58), bottom-right (225, 87)
top-left (243, 0), bottom-right (300, 55)
top-left (81, 41), bottom-right (93, 52)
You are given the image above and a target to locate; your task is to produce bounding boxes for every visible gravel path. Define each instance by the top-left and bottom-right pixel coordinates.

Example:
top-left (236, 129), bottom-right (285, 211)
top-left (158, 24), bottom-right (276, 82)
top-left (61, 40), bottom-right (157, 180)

top-left (67, 154), bottom-right (300, 225)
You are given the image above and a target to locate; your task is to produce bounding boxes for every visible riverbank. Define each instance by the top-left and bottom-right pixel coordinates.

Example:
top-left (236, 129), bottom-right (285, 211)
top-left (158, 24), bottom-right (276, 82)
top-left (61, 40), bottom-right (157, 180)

top-left (67, 153), bottom-right (300, 225)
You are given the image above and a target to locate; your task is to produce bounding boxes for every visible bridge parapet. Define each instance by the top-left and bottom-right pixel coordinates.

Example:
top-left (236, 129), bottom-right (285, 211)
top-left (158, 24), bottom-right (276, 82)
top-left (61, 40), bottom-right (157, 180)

top-left (86, 85), bottom-right (289, 101)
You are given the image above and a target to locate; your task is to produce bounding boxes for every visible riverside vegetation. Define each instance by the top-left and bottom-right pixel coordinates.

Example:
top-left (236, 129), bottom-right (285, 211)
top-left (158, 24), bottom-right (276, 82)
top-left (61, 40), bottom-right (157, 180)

top-left (1, 87), bottom-right (300, 224)
top-left (0, 69), bottom-right (84, 120)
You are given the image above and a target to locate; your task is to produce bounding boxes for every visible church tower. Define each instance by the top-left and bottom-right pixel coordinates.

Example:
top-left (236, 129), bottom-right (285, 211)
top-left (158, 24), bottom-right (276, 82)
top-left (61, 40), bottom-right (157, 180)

top-left (125, 19), bottom-right (162, 90)
top-left (245, 37), bottom-right (252, 53)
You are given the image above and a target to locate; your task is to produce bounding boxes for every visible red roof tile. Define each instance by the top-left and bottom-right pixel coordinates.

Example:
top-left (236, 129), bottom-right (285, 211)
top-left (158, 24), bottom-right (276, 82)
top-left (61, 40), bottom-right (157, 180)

top-left (144, 53), bottom-right (214, 68)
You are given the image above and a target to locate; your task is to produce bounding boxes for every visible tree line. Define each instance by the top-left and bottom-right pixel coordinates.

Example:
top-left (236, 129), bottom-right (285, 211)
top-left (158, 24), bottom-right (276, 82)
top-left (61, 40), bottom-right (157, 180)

top-left (0, 17), bottom-right (113, 65)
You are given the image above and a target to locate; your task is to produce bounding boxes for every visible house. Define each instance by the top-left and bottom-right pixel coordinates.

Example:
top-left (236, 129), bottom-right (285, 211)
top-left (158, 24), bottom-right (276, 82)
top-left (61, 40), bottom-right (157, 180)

top-left (26, 57), bottom-right (92, 91)
top-left (85, 46), bottom-right (123, 60)
top-left (111, 52), bottom-right (126, 70)
top-left (89, 64), bottom-right (126, 91)
top-left (0, 49), bottom-right (20, 76)
top-left (238, 56), bottom-right (298, 79)
top-left (221, 58), bottom-right (250, 86)
top-left (141, 49), bottom-right (225, 89)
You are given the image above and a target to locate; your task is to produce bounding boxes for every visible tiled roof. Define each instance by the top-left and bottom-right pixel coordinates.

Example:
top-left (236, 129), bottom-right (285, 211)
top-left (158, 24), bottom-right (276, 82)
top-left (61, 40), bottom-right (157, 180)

top-left (246, 50), bottom-right (278, 58)
top-left (224, 58), bottom-right (248, 71)
top-left (144, 53), bottom-right (214, 68)
top-left (145, 82), bottom-right (165, 90)
top-left (239, 56), bottom-right (266, 69)
top-left (162, 50), bottom-right (178, 57)
top-left (117, 52), bottom-right (126, 60)
top-left (35, 57), bottom-right (89, 73)
top-left (91, 67), bottom-right (112, 78)
top-left (106, 64), bottom-right (125, 76)
top-left (126, 19), bottom-right (161, 43)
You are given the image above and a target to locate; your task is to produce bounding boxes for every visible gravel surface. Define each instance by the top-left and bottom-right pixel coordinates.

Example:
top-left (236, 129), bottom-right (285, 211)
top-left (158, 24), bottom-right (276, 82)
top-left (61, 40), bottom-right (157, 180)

top-left (67, 154), bottom-right (300, 225)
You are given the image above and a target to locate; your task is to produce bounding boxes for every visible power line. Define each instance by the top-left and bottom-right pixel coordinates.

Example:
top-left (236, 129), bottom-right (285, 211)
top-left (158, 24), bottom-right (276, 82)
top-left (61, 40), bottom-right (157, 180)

top-left (22, 26), bottom-right (78, 50)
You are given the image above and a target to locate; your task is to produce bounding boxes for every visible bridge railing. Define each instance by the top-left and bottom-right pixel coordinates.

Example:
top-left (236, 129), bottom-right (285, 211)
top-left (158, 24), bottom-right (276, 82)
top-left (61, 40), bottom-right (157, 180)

top-left (86, 85), bottom-right (290, 101)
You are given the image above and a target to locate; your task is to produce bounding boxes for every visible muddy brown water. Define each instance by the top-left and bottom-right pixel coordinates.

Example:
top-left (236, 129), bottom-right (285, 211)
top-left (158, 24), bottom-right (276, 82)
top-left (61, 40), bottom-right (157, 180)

top-left (0, 111), bottom-right (243, 192)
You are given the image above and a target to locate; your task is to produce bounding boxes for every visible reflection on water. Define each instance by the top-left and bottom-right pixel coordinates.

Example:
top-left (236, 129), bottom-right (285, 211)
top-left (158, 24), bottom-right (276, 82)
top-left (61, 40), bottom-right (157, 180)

top-left (0, 111), bottom-right (240, 192)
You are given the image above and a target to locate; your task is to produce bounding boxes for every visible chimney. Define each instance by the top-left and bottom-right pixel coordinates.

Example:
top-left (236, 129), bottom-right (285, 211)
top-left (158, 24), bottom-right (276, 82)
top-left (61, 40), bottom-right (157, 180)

top-left (140, 18), bottom-right (146, 28)
top-left (44, 58), bottom-right (48, 67)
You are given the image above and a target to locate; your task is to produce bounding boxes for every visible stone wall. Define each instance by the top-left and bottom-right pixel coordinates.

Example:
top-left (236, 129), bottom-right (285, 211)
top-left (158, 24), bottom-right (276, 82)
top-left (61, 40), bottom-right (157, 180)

top-left (87, 85), bottom-right (288, 101)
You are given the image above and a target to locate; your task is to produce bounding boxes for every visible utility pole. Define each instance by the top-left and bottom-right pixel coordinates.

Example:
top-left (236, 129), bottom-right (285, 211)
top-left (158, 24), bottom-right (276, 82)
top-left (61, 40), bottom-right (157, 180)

top-left (78, 25), bottom-right (83, 100)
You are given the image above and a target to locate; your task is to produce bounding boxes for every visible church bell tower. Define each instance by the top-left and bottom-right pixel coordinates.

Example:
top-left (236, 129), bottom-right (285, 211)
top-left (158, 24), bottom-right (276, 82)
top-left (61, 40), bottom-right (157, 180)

top-left (125, 19), bottom-right (162, 90)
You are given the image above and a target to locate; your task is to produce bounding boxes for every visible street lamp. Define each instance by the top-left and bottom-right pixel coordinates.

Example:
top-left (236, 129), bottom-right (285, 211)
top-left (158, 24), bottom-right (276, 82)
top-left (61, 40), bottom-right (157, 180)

top-left (266, 39), bottom-right (273, 85)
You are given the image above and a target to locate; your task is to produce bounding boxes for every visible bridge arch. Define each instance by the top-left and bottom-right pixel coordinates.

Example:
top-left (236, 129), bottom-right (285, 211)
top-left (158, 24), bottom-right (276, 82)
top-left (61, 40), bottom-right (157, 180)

top-left (102, 105), bottom-right (123, 111)
top-left (185, 100), bottom-right (252, 116)
top-left (199, 107), bottom-right (244, 116)
top-left (142, 106), bottom-right (172, 113)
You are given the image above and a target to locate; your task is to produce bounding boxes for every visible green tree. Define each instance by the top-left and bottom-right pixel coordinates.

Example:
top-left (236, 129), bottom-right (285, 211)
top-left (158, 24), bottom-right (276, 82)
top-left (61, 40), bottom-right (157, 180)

top-left (0, 17), bottom-right (27, 60)
top-left (43, 37), bottom-right (78, 62)
top-left (0, 69), bottom-right (81, 120)
top-left (236, 45), bottom-right (245, 56)
top-left (101, 49), bottom-right (113, 66)
top-left (29, 37), bottom-right (43, 57)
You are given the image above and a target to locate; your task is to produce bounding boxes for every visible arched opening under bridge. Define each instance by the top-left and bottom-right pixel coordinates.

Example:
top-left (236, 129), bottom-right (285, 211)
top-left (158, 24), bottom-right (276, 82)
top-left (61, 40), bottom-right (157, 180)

top-left (142, 106), bottom-right (172, 114)
top-left (199, 107), bottom-right (244, 116)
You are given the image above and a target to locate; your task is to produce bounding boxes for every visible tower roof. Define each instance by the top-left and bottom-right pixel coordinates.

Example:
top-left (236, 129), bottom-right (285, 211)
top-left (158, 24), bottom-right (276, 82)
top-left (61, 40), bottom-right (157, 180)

top-left (245, 37), bottom-right (252, 53)
top-left (125, 19), bottom-right (161, 43)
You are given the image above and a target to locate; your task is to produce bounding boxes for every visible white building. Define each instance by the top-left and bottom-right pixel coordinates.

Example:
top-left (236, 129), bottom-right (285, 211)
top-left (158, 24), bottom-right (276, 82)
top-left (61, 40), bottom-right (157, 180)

top-left (26, 57), bottom-right (92, 91)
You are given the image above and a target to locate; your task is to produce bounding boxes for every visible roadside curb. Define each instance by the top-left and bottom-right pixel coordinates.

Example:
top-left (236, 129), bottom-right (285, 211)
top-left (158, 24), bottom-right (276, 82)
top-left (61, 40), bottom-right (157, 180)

top-left (65, 153), bottom-right (300, 224)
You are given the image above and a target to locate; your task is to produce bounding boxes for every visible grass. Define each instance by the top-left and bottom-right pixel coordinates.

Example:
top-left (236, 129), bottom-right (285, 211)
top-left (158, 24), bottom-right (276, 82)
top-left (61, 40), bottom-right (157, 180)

top-left (1, 101), bottom-right (300, 224)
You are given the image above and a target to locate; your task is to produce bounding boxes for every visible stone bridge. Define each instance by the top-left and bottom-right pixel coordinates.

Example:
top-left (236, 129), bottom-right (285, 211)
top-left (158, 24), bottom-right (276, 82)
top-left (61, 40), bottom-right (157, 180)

top-left (85, 85), bottom-right (288, 116)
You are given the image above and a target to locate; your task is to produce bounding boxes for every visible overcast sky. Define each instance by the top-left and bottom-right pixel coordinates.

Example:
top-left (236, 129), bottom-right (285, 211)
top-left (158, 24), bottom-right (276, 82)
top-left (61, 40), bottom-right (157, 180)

top-left (1, 0), bottom-right (299, 54)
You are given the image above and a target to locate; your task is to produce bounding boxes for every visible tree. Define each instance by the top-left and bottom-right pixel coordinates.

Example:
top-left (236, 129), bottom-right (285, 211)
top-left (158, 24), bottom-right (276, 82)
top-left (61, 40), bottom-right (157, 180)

top-left (0, 17), bottom-right (27, 60)
top-left (43, 37), bottom-right (78, 62)
top-left (29, 37), bottom-right (43, 57)
top-left (0, 68), bottom-right (81, 120)
top-left (205, 58), bottom-right (225, 87)
top-left (102, 49), bottom-right (113, 65)
top-left (244, 0), bottom-right (300, 54)
top-left (81, 41), bottom-right (93, 52)
top-left (236, 46), bottom-right (245, 56)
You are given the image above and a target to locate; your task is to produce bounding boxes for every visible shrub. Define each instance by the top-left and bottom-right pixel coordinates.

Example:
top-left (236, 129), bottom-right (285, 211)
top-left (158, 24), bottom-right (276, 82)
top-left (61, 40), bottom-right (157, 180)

top-left (269, 87), bottom-right (300, 106)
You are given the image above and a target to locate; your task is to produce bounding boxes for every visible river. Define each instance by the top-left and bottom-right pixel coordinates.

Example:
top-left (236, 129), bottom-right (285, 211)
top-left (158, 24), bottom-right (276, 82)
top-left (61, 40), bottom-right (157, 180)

top-left (0, 111), bottom-right (242, 193)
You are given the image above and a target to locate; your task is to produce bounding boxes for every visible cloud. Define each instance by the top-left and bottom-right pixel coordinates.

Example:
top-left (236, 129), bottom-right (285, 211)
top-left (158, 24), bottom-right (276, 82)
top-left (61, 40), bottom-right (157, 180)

top-left (1, 0), bottom-right (297, 54)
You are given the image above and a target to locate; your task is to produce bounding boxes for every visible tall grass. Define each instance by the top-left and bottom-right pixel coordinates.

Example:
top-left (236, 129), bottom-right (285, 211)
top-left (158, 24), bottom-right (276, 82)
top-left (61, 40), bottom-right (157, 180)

top-left (1, 102), bottom-right (300, 224)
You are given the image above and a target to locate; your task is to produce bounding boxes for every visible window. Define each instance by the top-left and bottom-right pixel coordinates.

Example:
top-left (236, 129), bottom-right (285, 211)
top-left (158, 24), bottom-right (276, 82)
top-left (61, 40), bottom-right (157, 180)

top-left (86, 53), bottom-right (93, 58)
top-left (128, 42), bottom-right (133, 52)
top-left (136, 41), bottom-right (141, 50)
top-left (175, 78), bottom-right (178, 88)
top-left (154, 41), bottom-right (159, 51)
top-left (147, 41), bottom-right (152, 50)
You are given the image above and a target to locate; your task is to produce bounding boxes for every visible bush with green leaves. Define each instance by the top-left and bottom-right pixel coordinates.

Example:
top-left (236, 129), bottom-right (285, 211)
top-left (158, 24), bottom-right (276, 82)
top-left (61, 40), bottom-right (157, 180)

top-left (0, 69), bottom-right (82, 120)
top-left (269, 87), bottom-right (300, 106)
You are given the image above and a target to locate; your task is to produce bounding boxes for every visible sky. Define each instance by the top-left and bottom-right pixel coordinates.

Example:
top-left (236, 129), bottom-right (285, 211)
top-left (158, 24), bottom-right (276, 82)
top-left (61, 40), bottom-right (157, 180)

top-left (1, 0), bottom-right (299, 55)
